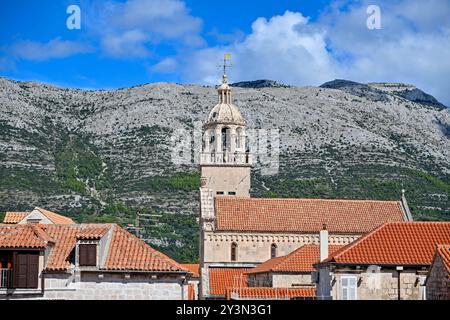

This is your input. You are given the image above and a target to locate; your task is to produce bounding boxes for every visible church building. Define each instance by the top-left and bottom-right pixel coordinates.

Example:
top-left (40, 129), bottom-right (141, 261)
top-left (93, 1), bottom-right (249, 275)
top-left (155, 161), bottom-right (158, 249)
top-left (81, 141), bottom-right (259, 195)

top-left (198, 57), bottom-right (413, 299)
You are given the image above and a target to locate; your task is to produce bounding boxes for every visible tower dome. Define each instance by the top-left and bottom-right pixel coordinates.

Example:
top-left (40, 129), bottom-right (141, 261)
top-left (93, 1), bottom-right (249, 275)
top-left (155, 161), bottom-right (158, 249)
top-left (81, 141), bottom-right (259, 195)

top-left (205, 74), bottom-right (245, 126)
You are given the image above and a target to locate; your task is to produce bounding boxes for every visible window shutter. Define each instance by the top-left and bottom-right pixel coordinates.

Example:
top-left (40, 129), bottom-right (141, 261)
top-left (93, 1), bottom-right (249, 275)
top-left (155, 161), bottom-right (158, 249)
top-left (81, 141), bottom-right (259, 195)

top-left (14, 253), bottom-right (39, 289)
top-left (27, 254), bottom-right (39, 288)
top-left (79, 244), bottom-right (87, 266)
top-left (14, 253), bottom-right (28, 288)
top-left (87, 245), bottom-right (96, 266)
top-left (79, 244), bottom-right (96, 266)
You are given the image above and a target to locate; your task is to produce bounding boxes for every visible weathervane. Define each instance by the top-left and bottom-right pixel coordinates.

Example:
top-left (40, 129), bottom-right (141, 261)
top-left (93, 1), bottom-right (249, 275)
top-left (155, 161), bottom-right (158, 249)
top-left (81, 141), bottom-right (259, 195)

top-left (217, 53), bottom-right (232, 83)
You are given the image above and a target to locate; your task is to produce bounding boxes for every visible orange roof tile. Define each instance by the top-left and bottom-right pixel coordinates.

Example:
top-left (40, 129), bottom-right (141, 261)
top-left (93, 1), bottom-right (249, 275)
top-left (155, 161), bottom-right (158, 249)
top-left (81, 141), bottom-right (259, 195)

top-left (181, 264), bottom-right (200, 278)
top-left (35, 207), bottom-right (75, 224)
top-left (215, 197), bottom-right (406, 233)
top-left (226, 287), bottom-right (316, 300)
top-left (3, 212), bottom-right (29, 224)
top-left (0, 224), bottom-right (53, 248)
top-left (103, 225), bottom-right (186, 272)
top-left (436, 245), bottom-right (450, 274)
top-left (324, 222), bottom-right (450, 266)
top-left (0, 223), bottom-right (188, 273)
top-left (209, 267), bottom-right (251, 296)
top-left (248, 245), bottom-right (344, 274)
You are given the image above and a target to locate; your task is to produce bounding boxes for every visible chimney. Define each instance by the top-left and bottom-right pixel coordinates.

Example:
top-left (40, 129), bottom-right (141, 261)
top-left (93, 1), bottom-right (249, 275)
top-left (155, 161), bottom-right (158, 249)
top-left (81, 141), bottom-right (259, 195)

top-left (320, 224), bottom-right (329, 262)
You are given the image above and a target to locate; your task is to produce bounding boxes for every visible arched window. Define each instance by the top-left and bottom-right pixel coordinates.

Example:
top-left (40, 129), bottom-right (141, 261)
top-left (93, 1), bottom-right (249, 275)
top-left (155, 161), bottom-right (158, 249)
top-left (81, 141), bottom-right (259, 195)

top-left (231, 242), bottom-right (238, 262)
top-left (271, 244), bottom-right (277, 258)
top-left (221, 127), bottom-right (230, 152)
top-left (236, 128), bottom-right (242, 149)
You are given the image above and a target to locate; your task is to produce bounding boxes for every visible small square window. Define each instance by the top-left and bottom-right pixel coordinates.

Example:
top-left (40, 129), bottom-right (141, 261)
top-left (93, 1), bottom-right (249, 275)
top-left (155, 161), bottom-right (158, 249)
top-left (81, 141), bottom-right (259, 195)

top-left (216, 191), bottom-right (224, 195)
top-left (228, 192), bottom-right (236, 195)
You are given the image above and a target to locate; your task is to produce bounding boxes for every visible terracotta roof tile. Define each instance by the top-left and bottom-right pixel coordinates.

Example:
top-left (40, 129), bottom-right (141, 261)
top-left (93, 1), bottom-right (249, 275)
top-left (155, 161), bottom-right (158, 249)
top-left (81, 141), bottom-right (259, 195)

top-left (35, 207), bottom-right (75, 225)
top-left (44, 224), bottom-right (111, 271)
top-left (3, 212), bottom-right (29, 224)
top-left (436, 245), bottom-right (450, 274)
top-left (324, 222), bottom-right (450, 266)
top-left (248, 245), bottom-right (344, 274)
top-left (209, 267), bottom-right (251, 296)
top-left (226, 287), bottom-right (316, 300)
top-left (181, 264), bottom-right (200, 278)
top-left (0, 224), bottom-right (53, 248)
top-left (103, 225), bottom-right (186, 272)
top-left (215, 197), bottom-right (406, 233)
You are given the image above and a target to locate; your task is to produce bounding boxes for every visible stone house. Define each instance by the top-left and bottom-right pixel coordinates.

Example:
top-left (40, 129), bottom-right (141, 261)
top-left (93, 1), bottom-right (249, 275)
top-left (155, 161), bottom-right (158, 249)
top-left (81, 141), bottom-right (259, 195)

top-left (0, 222), bottom-right (193, 300)
top-left (425, 245), bottom-right (450, 300)
top-left (198, 64), bottom-right (413, 299)
top-left (315, 222), bottom-right (450, 300)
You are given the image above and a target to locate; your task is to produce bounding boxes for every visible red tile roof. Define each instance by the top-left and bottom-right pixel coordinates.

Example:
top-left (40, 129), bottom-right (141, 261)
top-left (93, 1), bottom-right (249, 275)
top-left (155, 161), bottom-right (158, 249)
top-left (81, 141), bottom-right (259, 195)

top-left (0, 224), bottom-right (54, 248)
top-left (35, 207), bottom-right (75, 225)
top-left (181, 264), bottom-right (200, 278)
top-left (323, 222), bottom-right (450, 266)
top-left (226, 287), bottom-right (316, 300)
top-left (215, 197), bottom-right (406, 233)
top-left (2, 208), bottom-right (75, 225)
top-left (45, 224), bottom-right (111, 271)
top-left (248, 245), bottom-right (344, 274)
top-left (103, 225), bottom-right (186, 272)
top-left (0, 223), bottom-right (188, 273)
top-left (3, 212), bottom-right (29, 224)
top-left (436, 245), bottom-right (450, 274)
top-left (209, 267), bottom-right (251, 296)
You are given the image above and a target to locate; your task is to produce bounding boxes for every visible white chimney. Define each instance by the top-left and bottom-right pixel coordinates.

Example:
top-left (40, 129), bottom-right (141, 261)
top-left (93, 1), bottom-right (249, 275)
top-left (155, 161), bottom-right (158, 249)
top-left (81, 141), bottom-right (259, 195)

top-left (320, 224), bottom-right (329, 262)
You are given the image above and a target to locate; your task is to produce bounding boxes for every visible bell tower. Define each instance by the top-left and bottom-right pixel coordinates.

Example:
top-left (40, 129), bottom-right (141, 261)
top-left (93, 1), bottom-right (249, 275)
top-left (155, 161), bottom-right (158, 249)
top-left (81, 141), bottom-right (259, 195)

top-left (200, 54), bottom-right (251, 197)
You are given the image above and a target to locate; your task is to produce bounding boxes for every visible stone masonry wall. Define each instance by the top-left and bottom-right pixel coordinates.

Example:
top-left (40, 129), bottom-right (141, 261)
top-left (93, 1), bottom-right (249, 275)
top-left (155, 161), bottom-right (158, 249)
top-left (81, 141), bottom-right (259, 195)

top-left (426, 255), bottom-right (450, 300)
top-left (41, 273), bottom-right (188, 300)
top-left (331, 268), bottom-right (427, 300)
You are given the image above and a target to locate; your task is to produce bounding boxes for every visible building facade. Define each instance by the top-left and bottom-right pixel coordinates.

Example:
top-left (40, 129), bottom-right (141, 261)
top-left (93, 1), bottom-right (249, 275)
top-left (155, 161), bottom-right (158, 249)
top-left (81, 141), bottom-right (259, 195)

top-left (316, 222), bottom-right (450, 300)
top-left (198, 68), bottom-right (412, 299)
top-left (0, 222), bottom-right (193, 300)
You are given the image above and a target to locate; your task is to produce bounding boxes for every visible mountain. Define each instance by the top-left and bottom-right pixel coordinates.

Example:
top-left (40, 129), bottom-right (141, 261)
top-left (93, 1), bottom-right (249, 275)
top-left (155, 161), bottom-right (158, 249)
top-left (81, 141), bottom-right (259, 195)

top-left (1, 77), bottom-right (449, 262)
top-left (321, 79), bottom-right (447, 109)
top-left (231, 79), bottom-right (290, 88)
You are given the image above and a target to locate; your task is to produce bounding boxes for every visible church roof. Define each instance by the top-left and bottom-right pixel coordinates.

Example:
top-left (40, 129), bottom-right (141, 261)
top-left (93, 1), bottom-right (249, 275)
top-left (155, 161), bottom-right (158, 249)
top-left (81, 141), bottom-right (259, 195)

top-left (215, 197), bottom-right (407, 234)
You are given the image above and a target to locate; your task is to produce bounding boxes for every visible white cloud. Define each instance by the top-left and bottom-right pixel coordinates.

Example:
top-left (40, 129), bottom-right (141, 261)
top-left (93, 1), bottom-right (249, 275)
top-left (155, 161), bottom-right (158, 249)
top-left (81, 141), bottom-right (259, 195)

top-left (9, 38), bottom-right (93, 61)
top-left (177, 1), bottom-right (450, 105)
top-left (150, 57), bottom-right (178, 73)
top-left (89, 0), bottom-right (204, 58)
top-left (101, 29), bottom-right (151, 58)
top-left (183, 11), bottom-right (336, 86)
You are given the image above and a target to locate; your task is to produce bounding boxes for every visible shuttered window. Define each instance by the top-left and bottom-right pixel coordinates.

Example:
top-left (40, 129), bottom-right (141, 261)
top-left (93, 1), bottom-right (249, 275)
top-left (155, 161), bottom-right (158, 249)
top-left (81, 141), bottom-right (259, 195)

top-left (14, 253), bottom-right (39, 289)
top-left (79, 244), bottom-right (97, 266)
top-left (341, 276), bottom-right (357, 300)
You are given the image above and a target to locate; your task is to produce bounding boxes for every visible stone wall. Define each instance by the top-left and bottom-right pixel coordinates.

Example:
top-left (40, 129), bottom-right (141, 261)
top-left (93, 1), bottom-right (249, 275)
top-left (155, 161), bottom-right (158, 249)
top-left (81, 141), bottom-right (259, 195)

top-left (40, 272), bottom-right (188, 300)
top-left (426, 255), bottom-right (450, 300)
top-left (203, 232), bottom-right (359, 264)
top-left (329, 267), bottom-right (427, 300)
top-left (272, 274), bottom-right (312, 288)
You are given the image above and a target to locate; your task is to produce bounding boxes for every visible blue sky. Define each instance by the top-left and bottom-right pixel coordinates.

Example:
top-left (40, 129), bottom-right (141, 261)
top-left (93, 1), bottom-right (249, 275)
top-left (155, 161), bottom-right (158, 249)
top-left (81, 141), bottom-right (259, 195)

top-left (1, 0), bottom-right (450, 105)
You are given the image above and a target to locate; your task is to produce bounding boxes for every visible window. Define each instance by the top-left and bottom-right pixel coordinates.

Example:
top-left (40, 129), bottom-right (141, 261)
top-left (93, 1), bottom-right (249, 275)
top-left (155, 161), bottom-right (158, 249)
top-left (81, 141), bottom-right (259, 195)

top-left (228, 191), bottom-right (236, 195)
top-left (216, 191), bottom-right (224, 195)
top-left (231, 243), bottom-right (238, 262)
top-left (271, 244), bottom-right (277, 258)
top-left (79, 244), bottom-right (97, 267)
top-left (341, 276), bottom-right (357, 300)
top-left (26, 219), bottom-right (41, 224)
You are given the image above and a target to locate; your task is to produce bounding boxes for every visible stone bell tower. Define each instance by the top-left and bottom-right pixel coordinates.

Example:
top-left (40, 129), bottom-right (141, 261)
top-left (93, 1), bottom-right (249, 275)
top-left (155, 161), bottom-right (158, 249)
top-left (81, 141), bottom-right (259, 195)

top-left (199, 56), bottom-right (252, 198)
